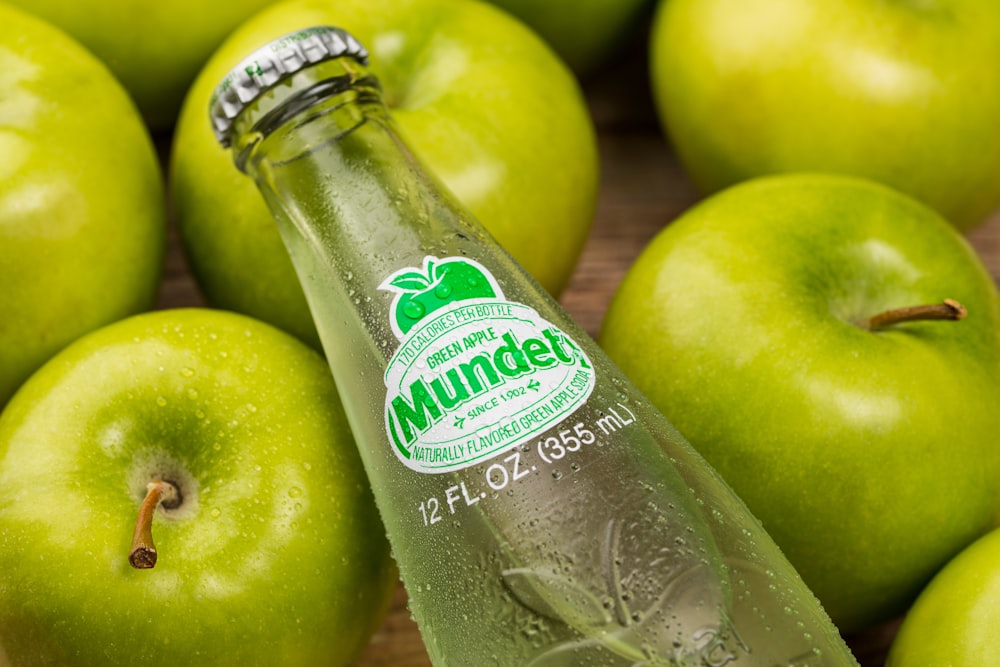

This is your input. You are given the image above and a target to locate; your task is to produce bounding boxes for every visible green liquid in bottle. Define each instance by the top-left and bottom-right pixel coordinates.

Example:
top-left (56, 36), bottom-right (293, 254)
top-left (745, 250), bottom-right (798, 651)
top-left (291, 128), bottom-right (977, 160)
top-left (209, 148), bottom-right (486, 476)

top-left (211, 26), bottom-right (859, 666)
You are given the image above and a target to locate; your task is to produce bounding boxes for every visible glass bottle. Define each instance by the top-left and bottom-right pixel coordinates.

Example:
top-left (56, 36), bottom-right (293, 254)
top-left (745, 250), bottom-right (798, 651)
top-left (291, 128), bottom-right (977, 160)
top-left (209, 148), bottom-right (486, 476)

top-left (210, 26), bottom-right (858, 667)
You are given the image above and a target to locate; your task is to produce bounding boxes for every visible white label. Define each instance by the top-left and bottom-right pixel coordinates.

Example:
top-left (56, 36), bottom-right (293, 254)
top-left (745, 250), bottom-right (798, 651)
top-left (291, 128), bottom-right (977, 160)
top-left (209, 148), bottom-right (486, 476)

top-left (380, 256), bottom-right (595, 473)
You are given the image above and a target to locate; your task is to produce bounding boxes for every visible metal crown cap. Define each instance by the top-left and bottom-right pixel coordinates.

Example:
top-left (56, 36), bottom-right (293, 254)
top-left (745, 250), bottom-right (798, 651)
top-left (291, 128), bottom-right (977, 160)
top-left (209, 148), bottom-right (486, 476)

top-left (210, 26), bottom-right (369, 147)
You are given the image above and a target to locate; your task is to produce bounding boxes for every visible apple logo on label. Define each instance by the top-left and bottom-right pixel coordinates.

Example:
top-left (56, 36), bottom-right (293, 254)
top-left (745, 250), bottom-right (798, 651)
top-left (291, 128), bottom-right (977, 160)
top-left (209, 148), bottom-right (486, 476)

top-left (381, 256), bottom-right (503, 338)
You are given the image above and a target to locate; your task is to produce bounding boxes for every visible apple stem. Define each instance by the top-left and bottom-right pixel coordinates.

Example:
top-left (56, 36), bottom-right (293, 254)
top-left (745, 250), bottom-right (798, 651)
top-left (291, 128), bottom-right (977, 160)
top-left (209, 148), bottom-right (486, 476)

top-left (129, 480), bottom-right (180, 570)
top-left (866, 299), bottom-right (967, 331)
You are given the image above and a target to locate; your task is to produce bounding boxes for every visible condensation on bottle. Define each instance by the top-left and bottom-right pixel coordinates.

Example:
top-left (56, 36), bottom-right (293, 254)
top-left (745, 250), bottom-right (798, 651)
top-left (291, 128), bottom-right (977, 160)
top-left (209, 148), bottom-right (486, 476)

top-left (209, 25), bottom-right (859, 666)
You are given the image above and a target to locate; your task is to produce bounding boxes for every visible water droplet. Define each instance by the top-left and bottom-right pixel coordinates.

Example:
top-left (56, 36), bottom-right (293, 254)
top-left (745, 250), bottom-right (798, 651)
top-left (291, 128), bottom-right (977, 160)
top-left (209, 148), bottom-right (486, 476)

top-left (246, 403), bottom-right (257, 413)
top-left (212, 442), bottom-right (222, 451)
top-left (435, 282), bottom-right (452, 298)
top-left (403, 300), bottom-right (425, 319)
top-left (288, 487), bottom-right (303, 498)
top-left (210, 508), bottom-right (222, 518)
top-left (156, 396), bottom-right (167, 407)
top-left (187, 388), bottom-right (199, 400)
top-left (180, 367), bottom-right (195, 378)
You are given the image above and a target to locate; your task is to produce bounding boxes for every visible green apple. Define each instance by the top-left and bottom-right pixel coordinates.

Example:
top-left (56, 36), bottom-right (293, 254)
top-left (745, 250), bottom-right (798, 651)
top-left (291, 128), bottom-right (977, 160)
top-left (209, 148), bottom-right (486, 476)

top-left (649, 0), bottom-right (1000, 229)
top-left (171, 0), bottom-right (599, 349)
top-left (0, 4), bottom-right (165, 408)
top-left (2, 0), bottom-right (284, 129)
top-left (599, 174), bottom-right (1000, 633)
top-left (484, 0), bottom-right (652, 75)
top-left (0, 308), bottom-right (396, 665)
top-left (381, 256), bottom-right (499, 335)
top-left (886, 527), bottom-right (1000, 666)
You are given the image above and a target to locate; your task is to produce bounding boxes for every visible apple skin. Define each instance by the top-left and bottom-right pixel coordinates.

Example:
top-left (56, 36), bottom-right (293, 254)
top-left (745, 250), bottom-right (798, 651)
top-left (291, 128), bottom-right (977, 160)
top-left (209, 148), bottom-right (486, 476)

top-left (0, 308), bottom-right (396, 666)
top-left (0, 4), bottom-right (165, 408)
top-left (484, 0), bottom-right (651, 75)
top-left (886, 527), bottom-right (1000, 666)
top-left (171, 0), bottom-right (599, 349)
top-left (1, 0), bottom-right (283, 129)
top-left (649, 0), bottom-right (1000, 229)
top-left (599, 174), bottom-right (1000, 633)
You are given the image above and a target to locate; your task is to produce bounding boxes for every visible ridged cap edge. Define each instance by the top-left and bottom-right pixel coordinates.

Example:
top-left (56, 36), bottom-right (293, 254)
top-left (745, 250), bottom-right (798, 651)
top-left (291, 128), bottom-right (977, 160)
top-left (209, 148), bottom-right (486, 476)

top-left (209, 26), bottom-right (368, 147)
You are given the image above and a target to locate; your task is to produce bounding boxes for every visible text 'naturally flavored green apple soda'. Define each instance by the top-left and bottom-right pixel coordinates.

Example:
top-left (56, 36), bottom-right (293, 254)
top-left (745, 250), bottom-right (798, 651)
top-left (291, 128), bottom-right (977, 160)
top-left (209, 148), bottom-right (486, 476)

top-left (209, 26), bottom-right (858, 666)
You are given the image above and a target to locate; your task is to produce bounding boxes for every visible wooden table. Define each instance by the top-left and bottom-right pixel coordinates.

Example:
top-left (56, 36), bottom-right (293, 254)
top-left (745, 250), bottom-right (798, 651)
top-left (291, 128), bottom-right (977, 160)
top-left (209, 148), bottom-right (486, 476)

top-left (156, 39), bottom-right (1000, 667)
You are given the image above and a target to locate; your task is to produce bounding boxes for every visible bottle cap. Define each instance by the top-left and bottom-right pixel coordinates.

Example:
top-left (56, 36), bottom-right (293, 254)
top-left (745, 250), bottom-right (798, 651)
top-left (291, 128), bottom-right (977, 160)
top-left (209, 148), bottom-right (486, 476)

top-left (209, 26), bottom-right (369, 147)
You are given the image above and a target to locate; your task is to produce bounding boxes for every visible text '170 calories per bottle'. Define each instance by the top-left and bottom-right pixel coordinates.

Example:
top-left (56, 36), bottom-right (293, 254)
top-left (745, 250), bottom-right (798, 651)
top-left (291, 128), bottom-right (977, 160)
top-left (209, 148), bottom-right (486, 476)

top-left (208, 26), bottom-right (859, 667)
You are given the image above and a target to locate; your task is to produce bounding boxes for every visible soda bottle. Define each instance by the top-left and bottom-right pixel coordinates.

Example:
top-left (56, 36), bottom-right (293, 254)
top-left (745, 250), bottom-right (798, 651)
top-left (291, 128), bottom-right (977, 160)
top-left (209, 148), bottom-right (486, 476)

top-left (210, 26), bottom-right (858, 666)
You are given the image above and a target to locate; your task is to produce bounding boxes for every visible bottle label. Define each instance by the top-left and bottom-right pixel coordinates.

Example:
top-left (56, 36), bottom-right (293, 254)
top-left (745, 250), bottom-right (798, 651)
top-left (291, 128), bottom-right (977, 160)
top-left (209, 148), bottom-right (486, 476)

top-left (380, 256), bottom-right (595, 474)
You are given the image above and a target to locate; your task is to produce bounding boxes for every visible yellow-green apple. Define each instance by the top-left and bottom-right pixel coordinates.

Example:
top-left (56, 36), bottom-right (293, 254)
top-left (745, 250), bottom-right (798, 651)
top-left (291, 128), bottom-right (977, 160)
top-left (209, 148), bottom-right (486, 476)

top-left (484, 0), bottom-right (652, 75)
top-left (2, 0), bottom-right (284, 129)
top-left (599, 174), bottom-right (1000, 633)
top-left (649, 0), bottom-right (1000, 229)
top-left (887, 527), bottom-right (1000, 666)
top-left (171, 0), bottom-right (599, 349)
top-left (0, 308), bottom-right (396, 666)
top-left (0, 4), bottom-right (165, 408)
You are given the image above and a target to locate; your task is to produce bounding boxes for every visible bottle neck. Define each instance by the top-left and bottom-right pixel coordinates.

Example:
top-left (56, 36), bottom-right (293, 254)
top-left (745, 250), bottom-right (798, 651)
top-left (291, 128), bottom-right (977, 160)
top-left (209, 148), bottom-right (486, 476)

top-left (229, 54), bottom-right (481, 276)
top-left (226, 53), bottom-right (492, 357)
top-left (230, 57), bottom-right (385, 174)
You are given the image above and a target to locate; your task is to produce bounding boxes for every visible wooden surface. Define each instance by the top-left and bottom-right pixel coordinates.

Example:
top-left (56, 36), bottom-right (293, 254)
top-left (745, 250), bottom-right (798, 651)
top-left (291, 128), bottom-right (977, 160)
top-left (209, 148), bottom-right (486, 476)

top-left (156, 40), bottom-right (1000, 667)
